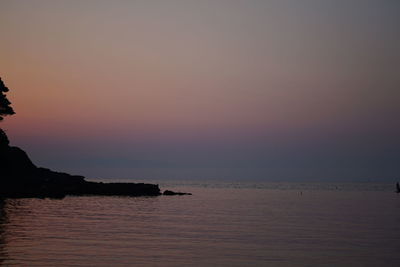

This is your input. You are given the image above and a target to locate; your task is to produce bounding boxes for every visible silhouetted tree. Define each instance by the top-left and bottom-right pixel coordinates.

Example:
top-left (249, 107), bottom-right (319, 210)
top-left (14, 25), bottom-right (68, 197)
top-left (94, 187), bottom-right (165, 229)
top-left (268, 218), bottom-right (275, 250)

top-left (0, 77), bottom-right (15, 121)
top-left (0, 77), bottom-right (14, 146)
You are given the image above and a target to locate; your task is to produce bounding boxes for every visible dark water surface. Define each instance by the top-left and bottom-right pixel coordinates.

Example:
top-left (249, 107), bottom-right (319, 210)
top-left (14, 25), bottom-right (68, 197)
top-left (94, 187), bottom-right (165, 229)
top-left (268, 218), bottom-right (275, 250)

top-left (1, 182), bottom-right (399, 266)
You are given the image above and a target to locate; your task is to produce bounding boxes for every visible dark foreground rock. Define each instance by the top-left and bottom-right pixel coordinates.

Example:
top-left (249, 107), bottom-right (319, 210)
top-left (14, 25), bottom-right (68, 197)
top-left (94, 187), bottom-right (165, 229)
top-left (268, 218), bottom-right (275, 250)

top-left (0, 135), bottom-right (161, 198)
top-left (163, 190), bottom-right (192, 196)
top-left (1, 78), bottom-right (167, 199)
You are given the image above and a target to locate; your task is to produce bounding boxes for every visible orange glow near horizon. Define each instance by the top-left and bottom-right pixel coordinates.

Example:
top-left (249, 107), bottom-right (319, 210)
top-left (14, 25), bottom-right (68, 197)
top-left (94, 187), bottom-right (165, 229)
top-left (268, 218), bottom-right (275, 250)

top-left (1, 0), bottom-right (399, 180)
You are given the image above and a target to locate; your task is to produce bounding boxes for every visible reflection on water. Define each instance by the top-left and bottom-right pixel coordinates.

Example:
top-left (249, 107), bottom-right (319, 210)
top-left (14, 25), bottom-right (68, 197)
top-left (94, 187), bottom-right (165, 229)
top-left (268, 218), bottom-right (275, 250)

top-left (0, 183), bottom-right (400, 266)
top-left (0, 199), bottom-right (7, 266)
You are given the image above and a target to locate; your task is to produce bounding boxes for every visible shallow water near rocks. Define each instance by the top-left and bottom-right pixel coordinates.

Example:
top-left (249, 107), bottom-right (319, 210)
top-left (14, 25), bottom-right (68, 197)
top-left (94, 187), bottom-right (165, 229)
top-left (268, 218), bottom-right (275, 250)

top-left (1, 181), bottom-right (399, 266)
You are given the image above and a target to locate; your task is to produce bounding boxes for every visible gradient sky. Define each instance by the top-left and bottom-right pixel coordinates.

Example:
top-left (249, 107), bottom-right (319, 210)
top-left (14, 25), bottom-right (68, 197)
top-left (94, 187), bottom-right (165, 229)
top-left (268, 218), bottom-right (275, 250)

top-left (1, 0), bottom-right (399, 181)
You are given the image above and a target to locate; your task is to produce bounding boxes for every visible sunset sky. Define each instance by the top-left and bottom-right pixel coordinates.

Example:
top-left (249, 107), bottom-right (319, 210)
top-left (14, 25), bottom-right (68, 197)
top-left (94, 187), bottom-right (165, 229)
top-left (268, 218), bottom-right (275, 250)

top-left (1, 0), bottom-right (399, 181)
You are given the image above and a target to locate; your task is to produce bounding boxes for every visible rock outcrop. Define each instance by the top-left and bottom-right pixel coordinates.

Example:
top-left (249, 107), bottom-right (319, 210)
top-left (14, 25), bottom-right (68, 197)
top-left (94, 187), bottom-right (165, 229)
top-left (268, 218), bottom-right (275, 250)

top-left (0, 130), bottom-right (161, 198)
top-left (0, 77), bottom-right (190, 199)
top-left (163, 190), bottom-right (192, 196)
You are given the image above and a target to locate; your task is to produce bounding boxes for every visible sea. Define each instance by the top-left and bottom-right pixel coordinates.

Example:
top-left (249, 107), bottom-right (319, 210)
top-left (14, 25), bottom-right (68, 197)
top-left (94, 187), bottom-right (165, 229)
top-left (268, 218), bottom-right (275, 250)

top-left (1, 180), bottom-right (399, 266)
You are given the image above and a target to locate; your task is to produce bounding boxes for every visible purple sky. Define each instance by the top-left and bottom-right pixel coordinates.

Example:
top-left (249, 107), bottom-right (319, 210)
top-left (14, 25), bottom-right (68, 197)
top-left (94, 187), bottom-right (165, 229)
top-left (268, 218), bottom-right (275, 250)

top-left (1, 0), bottom-right (399, 181)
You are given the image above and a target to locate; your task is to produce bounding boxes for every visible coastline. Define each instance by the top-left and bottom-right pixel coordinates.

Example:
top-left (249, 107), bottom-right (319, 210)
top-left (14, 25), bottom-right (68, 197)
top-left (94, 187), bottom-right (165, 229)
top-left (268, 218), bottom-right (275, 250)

top-left (0, 132), bottom-right (192, 198)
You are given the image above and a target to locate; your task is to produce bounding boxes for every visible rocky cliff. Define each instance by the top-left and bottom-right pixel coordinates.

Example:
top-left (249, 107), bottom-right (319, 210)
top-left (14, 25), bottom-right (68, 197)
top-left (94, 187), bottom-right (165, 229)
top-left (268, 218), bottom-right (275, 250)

top-left (0, 130), bottom-right (161, 198)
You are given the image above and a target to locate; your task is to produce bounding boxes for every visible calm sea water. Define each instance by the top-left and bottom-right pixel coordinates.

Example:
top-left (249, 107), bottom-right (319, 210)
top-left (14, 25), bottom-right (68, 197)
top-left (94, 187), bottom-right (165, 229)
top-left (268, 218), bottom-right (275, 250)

top-left (1, 181), bottom-right (399, 266)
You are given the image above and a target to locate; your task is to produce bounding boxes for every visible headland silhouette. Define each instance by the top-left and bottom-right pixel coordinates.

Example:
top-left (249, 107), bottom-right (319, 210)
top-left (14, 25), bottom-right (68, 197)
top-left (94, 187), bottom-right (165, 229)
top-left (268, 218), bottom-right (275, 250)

top-left (0, 77), bottom-right (189, 198)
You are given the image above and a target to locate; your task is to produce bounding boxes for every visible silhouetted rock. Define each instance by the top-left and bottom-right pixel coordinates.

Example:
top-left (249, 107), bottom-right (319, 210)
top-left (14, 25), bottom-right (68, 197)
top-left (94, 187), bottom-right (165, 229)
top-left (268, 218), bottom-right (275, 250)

top-left (0, 77), bottom-right (174, 199)
top-left (163, 190), bottom-right (192, 196)
top-left (78, 182), bottom-right (161, 196)
top-left (0, 131), bottom-right (161, 198)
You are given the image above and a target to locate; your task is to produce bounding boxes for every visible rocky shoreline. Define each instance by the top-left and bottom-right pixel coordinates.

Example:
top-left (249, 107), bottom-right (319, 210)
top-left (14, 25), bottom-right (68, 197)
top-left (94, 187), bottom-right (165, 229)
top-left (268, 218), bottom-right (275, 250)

top-left (0, 77), bottom-right (190, 199)
top-left (1, 131), bottom-right (190, 199)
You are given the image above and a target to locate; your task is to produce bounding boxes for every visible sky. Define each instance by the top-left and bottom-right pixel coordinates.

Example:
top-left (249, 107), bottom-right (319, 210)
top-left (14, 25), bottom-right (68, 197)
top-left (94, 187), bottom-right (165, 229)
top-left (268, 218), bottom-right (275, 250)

top-left (1, 0), bottom-right (399, 181)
